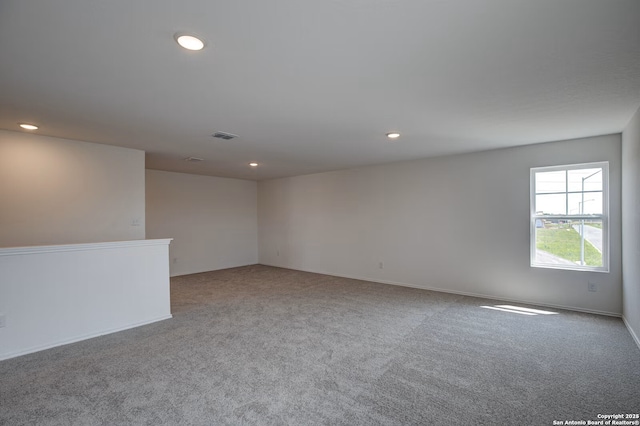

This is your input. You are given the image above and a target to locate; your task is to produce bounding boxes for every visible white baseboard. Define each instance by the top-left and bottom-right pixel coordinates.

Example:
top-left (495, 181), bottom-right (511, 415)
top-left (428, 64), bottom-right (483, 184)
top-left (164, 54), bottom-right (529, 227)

top-left (0, 314), bottom-right (173, 362)
top-left (259, 262), bottom-right (622, 318)
top-left (622, 316), bottom-right (640, 351)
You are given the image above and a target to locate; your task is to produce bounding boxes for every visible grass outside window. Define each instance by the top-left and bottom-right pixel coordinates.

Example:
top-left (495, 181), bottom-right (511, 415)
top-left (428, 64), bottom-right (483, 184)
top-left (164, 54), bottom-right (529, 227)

top-left (536, 224), bottom-right (602, 267)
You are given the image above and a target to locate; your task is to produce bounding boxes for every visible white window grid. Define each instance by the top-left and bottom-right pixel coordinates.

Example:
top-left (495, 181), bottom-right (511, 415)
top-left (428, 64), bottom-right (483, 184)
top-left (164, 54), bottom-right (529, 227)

top-left (530, 161), bottom-right (609, 272)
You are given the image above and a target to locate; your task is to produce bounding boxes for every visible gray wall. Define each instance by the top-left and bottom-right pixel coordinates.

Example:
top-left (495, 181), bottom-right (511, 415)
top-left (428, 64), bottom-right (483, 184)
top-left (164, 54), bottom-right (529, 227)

top-left (259, 134), bottom-right (622, 315)
top-left (0, 130), bottom-right (145, 247)
top-left (622, 106), bottom-right (640, 344)
top-left (146, 170), bottom-right (258, 276)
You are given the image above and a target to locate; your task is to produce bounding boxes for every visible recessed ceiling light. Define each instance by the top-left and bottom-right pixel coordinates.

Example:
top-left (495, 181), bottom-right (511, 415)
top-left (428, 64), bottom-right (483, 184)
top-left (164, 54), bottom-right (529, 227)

top-left (249, 162), bottom-right (258, 167)
top-left (175, 33), bottom-right (205, 51)
top-left (386, 132), bottom-right (400, 139)
top-left (19, 123), bottom-right (39, 130)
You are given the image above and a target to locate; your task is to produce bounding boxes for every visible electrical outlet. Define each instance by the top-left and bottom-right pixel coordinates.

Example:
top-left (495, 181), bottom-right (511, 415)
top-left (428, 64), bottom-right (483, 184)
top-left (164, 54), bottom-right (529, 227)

top-left (131, 218), bottom-right (141, 227)
top-left (0, 314), bottom-right (6, 328)
top-left (277, 250), bottom-right (280, 257)
top-left (378, 262), bottom-right (384, 269)
top-left (588, 282), bottom-right (598, 292)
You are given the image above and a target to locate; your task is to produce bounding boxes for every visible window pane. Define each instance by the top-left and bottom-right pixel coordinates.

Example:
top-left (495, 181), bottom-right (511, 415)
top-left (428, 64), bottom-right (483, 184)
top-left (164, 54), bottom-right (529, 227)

top-left (535, 220), bottom-right (603, 267)
top-left (535, 193), bottom-right (566, 215)
top-left (568, 192), bottom-right (603, 215)
top-left (568, 168), bottom-right (602, 192)
top-left (536, 170), bottom-right (565, 193)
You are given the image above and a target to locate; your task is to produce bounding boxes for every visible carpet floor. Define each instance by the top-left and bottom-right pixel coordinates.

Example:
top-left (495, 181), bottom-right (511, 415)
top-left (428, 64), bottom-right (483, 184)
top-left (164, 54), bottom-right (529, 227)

top-left (1, 265), bottom-right (639, 425)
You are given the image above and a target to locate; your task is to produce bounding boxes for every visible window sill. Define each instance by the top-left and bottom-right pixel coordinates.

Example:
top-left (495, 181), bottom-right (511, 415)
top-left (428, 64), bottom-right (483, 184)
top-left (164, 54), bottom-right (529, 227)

top-left (530, 263), bottom-right (609, 273)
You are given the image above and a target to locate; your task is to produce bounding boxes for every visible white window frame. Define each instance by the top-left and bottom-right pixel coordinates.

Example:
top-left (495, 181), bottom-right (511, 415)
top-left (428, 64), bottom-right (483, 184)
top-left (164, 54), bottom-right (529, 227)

top-left (530, 161), bottom-right (609, 272)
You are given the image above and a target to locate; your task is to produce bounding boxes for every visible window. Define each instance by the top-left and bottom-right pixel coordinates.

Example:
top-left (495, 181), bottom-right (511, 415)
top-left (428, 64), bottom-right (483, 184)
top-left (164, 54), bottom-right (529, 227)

top-left (530, 162), bottom-right (609, 272)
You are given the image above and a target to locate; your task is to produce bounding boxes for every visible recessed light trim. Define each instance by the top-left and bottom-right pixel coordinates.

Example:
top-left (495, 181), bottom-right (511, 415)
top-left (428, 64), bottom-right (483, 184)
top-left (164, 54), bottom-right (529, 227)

top-left (249, 162), bottom-right (258, 167)
top-left (175, 33), bottom-right (206, 51)
top-left (386, 132), bottom-right (400, 139)
top-left (19, 123), bottom-right (39, 130)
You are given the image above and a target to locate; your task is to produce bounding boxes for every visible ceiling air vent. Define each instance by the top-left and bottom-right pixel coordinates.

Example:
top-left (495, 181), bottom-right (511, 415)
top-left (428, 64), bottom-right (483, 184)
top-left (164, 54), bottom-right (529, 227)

top-left (185, 157), bottom-right (204, 162)
top-left (212, 131), bottom-right (238, 140)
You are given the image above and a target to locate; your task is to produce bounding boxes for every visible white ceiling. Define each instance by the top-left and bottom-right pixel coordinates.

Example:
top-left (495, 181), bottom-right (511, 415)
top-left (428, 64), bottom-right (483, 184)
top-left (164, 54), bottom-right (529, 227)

top-left (1, 0), bottom-right (639, 180)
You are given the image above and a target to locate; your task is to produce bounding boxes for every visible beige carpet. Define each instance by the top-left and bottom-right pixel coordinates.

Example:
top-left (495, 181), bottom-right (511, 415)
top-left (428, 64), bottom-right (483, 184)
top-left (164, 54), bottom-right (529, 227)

top-left (1, 265), bottom-right (638, 425)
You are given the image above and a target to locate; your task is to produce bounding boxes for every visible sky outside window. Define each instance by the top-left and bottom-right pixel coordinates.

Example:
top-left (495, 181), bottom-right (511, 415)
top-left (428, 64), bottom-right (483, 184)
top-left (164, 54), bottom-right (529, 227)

top-left (534, 168), bottom-right (603, 215)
